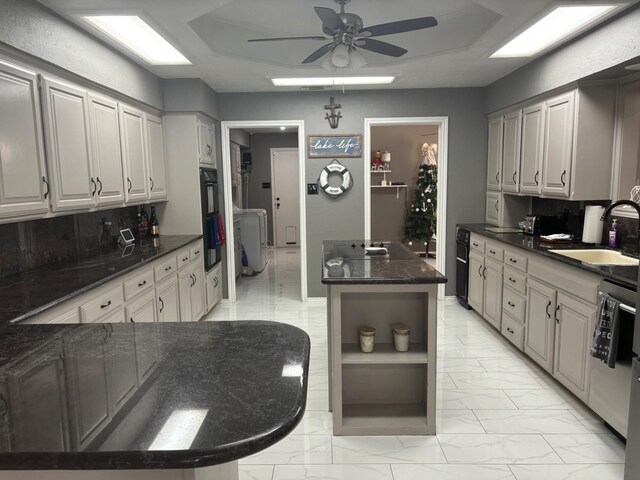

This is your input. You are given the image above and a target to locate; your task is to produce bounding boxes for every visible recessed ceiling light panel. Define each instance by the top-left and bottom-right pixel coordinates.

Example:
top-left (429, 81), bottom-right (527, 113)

top-left (491, 5), bottom-right (620, 58)
top-left (271, 76), bottom-right (396, 87)
top-left (80, 15), bottom-right (191, 65)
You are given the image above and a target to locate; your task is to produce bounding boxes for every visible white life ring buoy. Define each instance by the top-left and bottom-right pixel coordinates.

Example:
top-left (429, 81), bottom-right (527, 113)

top-left (318, 161), bottom-right (352, 198)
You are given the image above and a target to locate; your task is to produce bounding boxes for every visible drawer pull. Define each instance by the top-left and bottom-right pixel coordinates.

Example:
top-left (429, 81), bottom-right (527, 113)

top-left (508, 277), bottom-right (516, 283)
top-left (509, 258), bottom-right (517, 264)
top-left (165, 266), bottom-right (172, 272)
top-left (130, 317), bottom-right (135, 323)
top-left (138, 280), bottom-right (147, 287)
top-left (183, 256), bottom-right (189, 262)
top-left (473, 242), bottom-right (479, 247)
top-left (507, 327), bottom-right (515, 334)
top-left (489, 249), bottom-right (496, 254)
top-left (194, 250), bottom-right (200, 255)
top-left (100, 300), bottom-right (112, 309)
top-left (507, 301), bottom-right (515, 307)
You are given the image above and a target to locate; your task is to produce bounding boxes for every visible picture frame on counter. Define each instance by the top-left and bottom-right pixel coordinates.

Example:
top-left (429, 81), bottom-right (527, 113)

top-left (308, 134), bottom-right (362, 158)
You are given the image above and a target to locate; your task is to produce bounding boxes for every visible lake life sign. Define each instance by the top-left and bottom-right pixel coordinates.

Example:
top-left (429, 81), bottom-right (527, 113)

top-left (308, 134), bottom-right (362, 158)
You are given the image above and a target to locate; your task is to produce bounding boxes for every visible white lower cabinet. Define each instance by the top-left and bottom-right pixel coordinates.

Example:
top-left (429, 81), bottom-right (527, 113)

top-left (468, 251), bottom-right (502, 331)
top-left (525, 278), bottom-right (556, 373)
top-left (126, 290), bottom-right (157, 324)
top-left (178, 268), bottom-right (194, 322)
top-left (156, 276), bottom-right (180, 322)
top-left (190, 263), bottom-right (206, 321)
top-left (206, 263), bottom-right (222, 313)
top-left (468, 252), bottom-right (484, 312)
top-left (485, 191), bottom-right (501, 225)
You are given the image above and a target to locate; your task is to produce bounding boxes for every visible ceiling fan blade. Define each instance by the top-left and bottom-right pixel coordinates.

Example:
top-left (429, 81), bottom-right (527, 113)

top-left (248, 36), bottom-right (327, 42)
top-left (314, 6), bottom-right (346, 32)
top-left (302, 43), bottom-right (334, 64)
top-left (356, 38), bottom-right (407, 57)
top-left (361, 17), bottom-right (438, 37)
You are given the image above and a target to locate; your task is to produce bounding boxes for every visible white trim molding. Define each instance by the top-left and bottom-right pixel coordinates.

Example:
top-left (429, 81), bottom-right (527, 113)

top-left (220, 121), bottom-right (307, 303)
top-left (364, 117), bottom-right (449, 300)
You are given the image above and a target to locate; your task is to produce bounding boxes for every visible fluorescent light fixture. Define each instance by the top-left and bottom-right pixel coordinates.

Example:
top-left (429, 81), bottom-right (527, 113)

top-left (148, 409), bottom-right (208, 450)
top-left (491, 5), bottom-right (618, 58)
top-left (80, 15), bottom-right (191, 65)
top-left (271, 76), bottom-right (396, 87)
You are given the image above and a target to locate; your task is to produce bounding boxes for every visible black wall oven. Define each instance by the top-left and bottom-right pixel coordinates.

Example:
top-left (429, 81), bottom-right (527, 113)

top-left (200, 168), bottom-right (221, 272)
top-left (456, 227), bottom-right (472, 309)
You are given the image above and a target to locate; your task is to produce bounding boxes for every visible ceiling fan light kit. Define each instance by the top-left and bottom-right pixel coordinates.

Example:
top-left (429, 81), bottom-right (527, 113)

top-left (248, 0), bottom-right (438, 68)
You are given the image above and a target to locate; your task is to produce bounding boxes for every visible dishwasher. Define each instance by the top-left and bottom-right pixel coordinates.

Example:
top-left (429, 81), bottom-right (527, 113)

top-left (589, 279), bottom-right (636, 439)
top-left (455, 227), bottom-right (472, 310)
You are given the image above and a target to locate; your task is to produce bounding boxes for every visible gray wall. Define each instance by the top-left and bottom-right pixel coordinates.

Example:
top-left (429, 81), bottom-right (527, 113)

top-left (219, 88), bottom-right (487, 297)
top-left (230, 129), bottom-right (251, 148)
top-left (371, 125), bottom-right (439, 245)
top-left (486, 4), bottom-right (640, 113)
top-left (163, 78), bottom-right (220, 120)
top-left (0, 0), bottom-right (163, 109)
top-left (245, 133), bottom-right (299, 245)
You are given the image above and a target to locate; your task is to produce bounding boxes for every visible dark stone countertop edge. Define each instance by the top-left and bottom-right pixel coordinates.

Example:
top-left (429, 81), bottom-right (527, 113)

top-left (459, 224), bottom-right (637, 289)
top-left (322, 275), bottom-right (448, 285)
top-left (7, 235), bottom-right (203, 326)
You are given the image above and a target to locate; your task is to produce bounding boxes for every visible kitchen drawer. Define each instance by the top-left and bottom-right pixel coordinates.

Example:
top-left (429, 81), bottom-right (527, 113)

top-left (154, 256), bottom-right (177, 283)
top-left (123, 267), bottom-right (154, 301)
top-left (176, 247), bottom-right (191, 269)
top-left (190, 242), bottom-right (203, 263)
top-left (485, 242), bottom-right (504, 262)
top-left (501, 313), bottom-right (524, 351)
top-left (504, 249), bottom-right (528, 272)
top-left (470, 234), bottom-right (485, 254)
top-left (504, 267), bottom-right (527, 295)
top-left (80, 286), bottom-right (124, 324)
top-left (502, 287), bottom-right (526, 323)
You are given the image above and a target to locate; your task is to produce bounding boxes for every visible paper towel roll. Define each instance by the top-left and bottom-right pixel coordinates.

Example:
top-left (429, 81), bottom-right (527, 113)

top-left (582, 206), bottom-right (605, 244)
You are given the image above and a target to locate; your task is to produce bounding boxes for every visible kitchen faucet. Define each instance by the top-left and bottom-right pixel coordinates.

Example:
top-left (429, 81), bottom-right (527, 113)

top-left (601, 200), bottom-right (640, 253)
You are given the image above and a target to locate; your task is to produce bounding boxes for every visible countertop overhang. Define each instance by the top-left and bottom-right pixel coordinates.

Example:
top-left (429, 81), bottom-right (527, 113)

top-left (0, 321), bottom-right (310, 470)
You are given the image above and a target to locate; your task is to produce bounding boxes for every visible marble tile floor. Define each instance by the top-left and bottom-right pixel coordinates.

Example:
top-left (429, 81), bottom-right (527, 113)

top-left (204, 247), bottom-right (626, 480)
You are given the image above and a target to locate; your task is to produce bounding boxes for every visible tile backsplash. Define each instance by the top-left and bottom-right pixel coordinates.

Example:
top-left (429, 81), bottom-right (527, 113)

top-left (0, 207), bottom-right (138, 280)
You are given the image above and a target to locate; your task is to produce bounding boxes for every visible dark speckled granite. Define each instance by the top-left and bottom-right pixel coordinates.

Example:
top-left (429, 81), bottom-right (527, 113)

top-left (0, 235), bottom-right (202, 326)
top-left (460, 224), bottom-right (638, 289)
top-left (0, 321), bottom-right (309, 470)
top-left (321, 241), bottom-right (447, 285)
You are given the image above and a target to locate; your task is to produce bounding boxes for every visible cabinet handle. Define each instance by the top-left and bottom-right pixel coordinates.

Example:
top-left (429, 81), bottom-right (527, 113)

top-left (534, 171), bottom-right (539, 185)
top-left (130, 317), bottom-right (135, 323)
top-left (546, 300), bottom-right (551, 318)
top-left (495, 200), bottom-right (499, 211)
top-left (482, 267), bottom-right (487, 279)
top-left (496, 172), bottom-right (500, 183)
top-left (97, 177), bottom-right (103, 195)
top-left (489, 249), bottom-right (496, 254)
top-left (159, 297), bottom-right (164, 313)
top-left (100, 300), bottom-right (112, 309)
top-left (193, 273), bottom-right (197, 285)
top-left (509, 258), bottom-right (517, 264)
top-left (42, 176), bottom-right (50, 199)
top-left (0, 393), bottom-right (7, 418)
top-left (507, 327), bottom-right (515, 334)
top-left (165, 266), bottom-right (172, 272)
top-left (150, 177), bottom-right (154, 191)
top-left (127, 177), bottom-right (132, 193)
top-left (90, 177), bottom-right (97, 196)
top-left (194, 250), bottom-right (200, 255)
top-left (513, 172), bottom-right (517, 183)
top-left (555, 305), bottom-right (560, 324)
top-left (560, 170), bottom-right (566, 187)
top-left (507, 301), bottom-right (515, 307)
top-left (214, 277), bottom-right (218, 287)
top-left (508, 277), bottom-right (516, 283)
top-left (190, 273), bottom-right (195, 286)
top-left (473, 242), bottom-right (479, 247)
top-left (183, 256), bottom-right (189, 262)
top-left (138, 280), bottom-right (147, 287)
top-left (478, 265), bottom-right (483, 277)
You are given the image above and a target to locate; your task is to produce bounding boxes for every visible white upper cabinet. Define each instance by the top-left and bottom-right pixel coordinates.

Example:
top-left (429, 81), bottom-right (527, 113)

top-left (197, 116), bottom-right (216, 166)
top-left (0, 60), bottom-right (49, 219)
top-left (120, 104), bottom-right (149, 204)
top-left (88, 93), bottom-right (125, 206)
top-left (541, 91), bottom-right (575, 197)
top-left (145, 113), bottom-right (168, 201)
top-left (486, 115), bottom-right (503, 191)
top-left (40, 76), bottom-right (95, 212)
top-left (501, 110), bottom-right (522, 193)
top-left (520, 104), bottom-right (545, 195)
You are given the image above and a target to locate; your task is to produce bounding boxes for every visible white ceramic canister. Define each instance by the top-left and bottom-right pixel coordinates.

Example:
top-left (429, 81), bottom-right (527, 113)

top-left (381, 151), bottom-right (391, 164)
top-left (358, 326), bottom-right (376, 353)
top-left (392, 323), bottom-right (410, 352)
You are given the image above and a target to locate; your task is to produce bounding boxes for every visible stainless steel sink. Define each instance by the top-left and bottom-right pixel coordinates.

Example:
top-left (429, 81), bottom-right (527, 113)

top-left (548, 249), bottom-right (639, 266)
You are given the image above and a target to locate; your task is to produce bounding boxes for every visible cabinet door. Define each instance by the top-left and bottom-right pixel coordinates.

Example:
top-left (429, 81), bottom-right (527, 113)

top-left (105, 327), bottom-right (137, 416)
top-left (541, 92), bottom-right (575, 197)
top-left (206, 265), bottom-right (222, 312)
top-left (157, 276), bottom-right (180, 323)
top-left (483, 258), bottom-right (503, 330)
top-left (554, 292), bottom-right (595, 401)
top-left (88, 93), bottom-right (125, 206)
top-left (485, 191), bottom-right (501, 226)
top-left (468, 252), bottom-right (484, 313)
top-left (525, 278), bottom-right (556, 373)
top-left (40, 76), bottom-right (95, 211)
top-left (120, 104), bottom-right (149, 203)
top-left (145, 113), bottom-right (168, 201)
top-left (520, 103), bottom-right (545, 195)
top-left (178, 268), bottom-right (194, 322)
top-left (208, 123), bottom-right (217, 168)
top-left (486, 115), bottom-right (503, 191)
top-left (197, 119), bottom-right (214, 165)
top-left (0, 61), bottom-right (49, 218)
top-left (126, 289), bottom-right (156, 324)
top-left (501, 110), bottom-right (522, 193)
top-left (0, 382), bottom-right (10, 451)
top-left (191, 263), bottom-right (206, 321)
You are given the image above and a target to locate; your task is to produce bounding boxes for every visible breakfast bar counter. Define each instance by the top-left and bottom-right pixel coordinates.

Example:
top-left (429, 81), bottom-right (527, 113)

top-left (322, 241), bottom-right (446, 436)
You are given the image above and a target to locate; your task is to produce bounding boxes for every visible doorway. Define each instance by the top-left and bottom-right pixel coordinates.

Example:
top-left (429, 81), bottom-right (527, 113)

top-left (364, 117), bottom-right (449, 299)
top-left (221, 121), bottom-right (307, 303)
top-left (271, 148), bottom-right (301, 247)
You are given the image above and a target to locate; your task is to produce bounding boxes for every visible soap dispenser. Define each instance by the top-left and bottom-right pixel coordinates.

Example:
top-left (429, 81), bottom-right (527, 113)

top-left (608, 219), bottom-right (619, 248)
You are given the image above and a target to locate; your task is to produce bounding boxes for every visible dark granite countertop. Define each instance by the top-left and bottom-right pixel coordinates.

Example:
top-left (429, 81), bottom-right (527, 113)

top-left (321, 240), bottom-right (447, 285)
top-left (0, 321), bottom-right (309, 470)
top-left (460, 224), bottom-right (638, 289)
top-left (0, 235), bottom-right (202, 326)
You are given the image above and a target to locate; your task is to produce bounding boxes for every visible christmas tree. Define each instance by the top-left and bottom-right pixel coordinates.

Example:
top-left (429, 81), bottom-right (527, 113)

top-left (404, 164), bottom-right (437, 253)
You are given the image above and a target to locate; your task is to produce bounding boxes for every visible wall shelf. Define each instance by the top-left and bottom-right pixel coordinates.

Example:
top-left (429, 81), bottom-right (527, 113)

top-left (371, 185), bottom-right (408, 199)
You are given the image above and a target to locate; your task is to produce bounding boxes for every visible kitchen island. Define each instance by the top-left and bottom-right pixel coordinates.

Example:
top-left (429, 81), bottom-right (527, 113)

top-left (322, 241), bottom-right (447, 436)
top-left (0, 321), bottom-right (309, 479)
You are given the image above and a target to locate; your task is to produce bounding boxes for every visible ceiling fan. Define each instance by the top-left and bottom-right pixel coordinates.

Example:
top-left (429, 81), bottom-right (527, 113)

top-left (248, 0), bottom-right (438, 68)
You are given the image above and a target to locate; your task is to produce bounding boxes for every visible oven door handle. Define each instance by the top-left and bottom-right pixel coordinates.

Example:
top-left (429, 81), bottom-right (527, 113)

top-left (620, 303), bottom-right (636, 315)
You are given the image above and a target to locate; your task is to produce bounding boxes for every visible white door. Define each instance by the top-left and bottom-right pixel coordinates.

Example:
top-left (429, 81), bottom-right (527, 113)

top-left (145, 113), bottom-right (168, 201)
top-left (0, 61), bottom-right (49, 219)
top-left (88, 93), bottom-right (125, 206)
top-left (119, 104), bottom-right (149, 203)
top-left (272, 148), bottom-right (300, 247)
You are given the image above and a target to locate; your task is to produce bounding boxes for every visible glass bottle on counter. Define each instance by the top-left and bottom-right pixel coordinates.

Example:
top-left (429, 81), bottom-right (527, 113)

top-left (150, 205), bottom-right (160, 237)
top-left (138, 205), bottom-right (149, 238)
